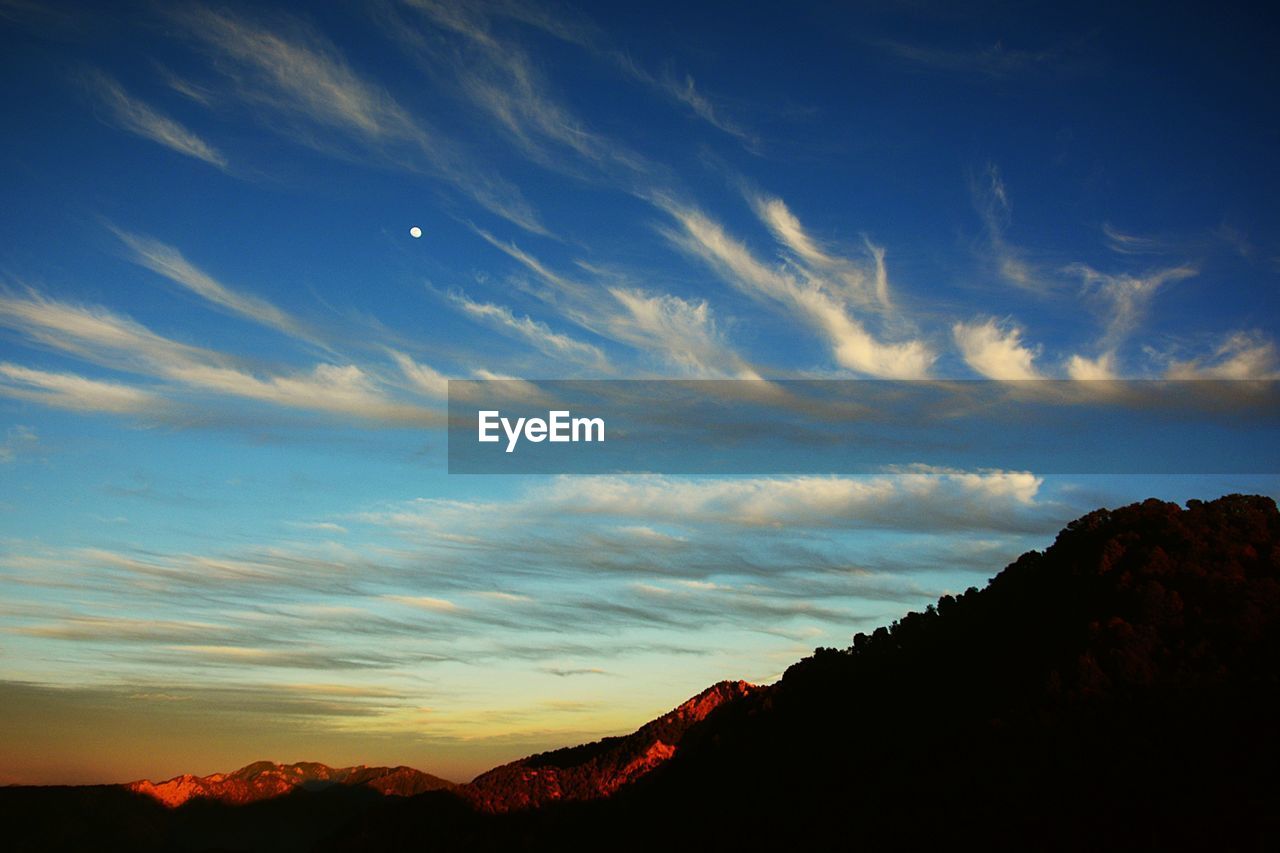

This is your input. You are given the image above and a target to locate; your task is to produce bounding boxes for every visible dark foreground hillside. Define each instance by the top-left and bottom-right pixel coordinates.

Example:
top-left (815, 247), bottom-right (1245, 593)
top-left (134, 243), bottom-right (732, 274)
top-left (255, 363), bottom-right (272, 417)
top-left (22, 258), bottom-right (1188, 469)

top-left (330, 495), bottom-right (1280, 851)
top-left (5, 495), bottom-right (1278, 851)
top-left (628, 493), bottom-right (1280, 851)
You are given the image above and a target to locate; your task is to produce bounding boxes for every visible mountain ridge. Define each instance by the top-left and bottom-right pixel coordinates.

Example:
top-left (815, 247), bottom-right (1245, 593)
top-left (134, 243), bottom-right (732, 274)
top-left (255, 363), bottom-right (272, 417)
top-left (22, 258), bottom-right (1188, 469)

top-left (118, 679), bottom-right (759, 812)
top-left (464, 679), bottom-right (756, 812)
top-left (126, 760), bottom-right (455, 807)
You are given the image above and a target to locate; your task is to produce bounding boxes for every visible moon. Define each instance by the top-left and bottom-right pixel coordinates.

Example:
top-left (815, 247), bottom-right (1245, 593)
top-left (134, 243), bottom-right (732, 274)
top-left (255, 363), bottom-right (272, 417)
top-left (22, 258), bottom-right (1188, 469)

top-left (409, 226), bottom-right (423, 239)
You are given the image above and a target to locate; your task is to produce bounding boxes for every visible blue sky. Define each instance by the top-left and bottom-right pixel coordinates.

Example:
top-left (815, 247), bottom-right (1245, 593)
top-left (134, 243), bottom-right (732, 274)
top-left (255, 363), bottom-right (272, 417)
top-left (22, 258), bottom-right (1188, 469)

top-left (1, 0), bottom-right (1277, 783)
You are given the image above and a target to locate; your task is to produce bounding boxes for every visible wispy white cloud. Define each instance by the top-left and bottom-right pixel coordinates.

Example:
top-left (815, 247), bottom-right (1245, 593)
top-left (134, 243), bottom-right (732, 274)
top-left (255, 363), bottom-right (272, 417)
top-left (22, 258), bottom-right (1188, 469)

top-left (1067, 263), bottom-right (1198, 350)
top-left (178, 6), bottom-right (421, 140)
top-left (1164, 331), bottom-right (1280, 379)
top-left (750, 194), bottom-right (892, 312)
top-left (0, 362), bottom-right (161, 414)
top-left (83, 70), bottom-right (228, 169)
top-left (166, 361), bottom-right (435, 423)
top-left (368, 467), bottom-right (1051, 535)
top-left (658, 70), bottom-right (756, 146)
top-left (1102, 223), bottom-right (1174, 256)
top-left (543, 666), bottom-right (608, 677)
top-left (287, 521), bottom-right (349, 534)
top-left (661, 199), bottom-right (934, 378)
top-left (413, 2), bottom-right (605, 158)
top-left (751, 195), bottom-right (838, 268)
top-left (113, 229), bottom-right (320, 346)
top-left (472, 228), bottom-right (756, 377)
top-left (418, 0), bottom-right (756, 146)
top-left (382, 594), bottom-right (460, 612)
top-left (154, 64), bottom-right (217, 107)
top-left (538, 469), bottom-right (1044, 528)
top-left (474, 591), bottom-right (532, 604)
top-left (952, 318), bottom-right (1044, 379)
top-left (968, 170), bottom-right (1218, 380)
top-left (603, 288), bottom-right (759, 379)
top-left (447, 290), bottom-right (610, 371)
top-left (1063, 262), bottom-right (1198, 377)
top-left (172, 4), bottom-right (544, 233)
top-left (389, 351), bottom-right (450, 399)
top-left (974, 163), bottom-right (1040, 291)
top-left (0, 288), bottom-right (220, 373)
top-left (0, 289), bottom-right (438, 424)
top-left (1103, 222), bottom-right (1255, 260)
top-left (381, 0), bottom-right (656, 187)
top-left (474, 228), bottom-right (587, 300)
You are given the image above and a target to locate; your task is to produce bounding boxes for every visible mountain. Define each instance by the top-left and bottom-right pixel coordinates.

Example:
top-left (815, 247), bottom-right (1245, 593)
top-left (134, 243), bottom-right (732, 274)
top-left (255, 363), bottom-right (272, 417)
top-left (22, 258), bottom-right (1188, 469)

top-left (127, 760), bottom-right (454, 807)
top-left (464, 679), bottom-right (756, 812)
top-left (5, 494), bottom-right (1279, 851)
top-left (574, 494), bottom-right (1280, 850)
top-left (328, 494), bottom-right (1280, 851)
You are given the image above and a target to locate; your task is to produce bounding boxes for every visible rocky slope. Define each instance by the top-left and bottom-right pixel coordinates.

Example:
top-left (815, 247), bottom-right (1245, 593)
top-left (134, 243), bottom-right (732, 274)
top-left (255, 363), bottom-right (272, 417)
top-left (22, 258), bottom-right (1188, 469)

top-left (464, 679), bottom-right (756, 812)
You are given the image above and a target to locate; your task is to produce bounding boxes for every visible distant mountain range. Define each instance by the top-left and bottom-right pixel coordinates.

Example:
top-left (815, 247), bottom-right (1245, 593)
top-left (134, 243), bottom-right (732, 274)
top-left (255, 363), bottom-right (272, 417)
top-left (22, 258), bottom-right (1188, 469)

top-left (5, 494), bottom-right (1279, 851)
top-left (123, 681), bottom-right (754, 813)
top-left (127, 761), bottom-right (455, 807)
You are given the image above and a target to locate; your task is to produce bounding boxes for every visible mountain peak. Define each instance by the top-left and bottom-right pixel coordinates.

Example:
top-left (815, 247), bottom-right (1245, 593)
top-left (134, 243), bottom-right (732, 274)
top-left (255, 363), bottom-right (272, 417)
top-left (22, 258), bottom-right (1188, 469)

top-left (666, 680), bottom-right (756, 723)
top-left (465, 679), bottom-right (758, 812)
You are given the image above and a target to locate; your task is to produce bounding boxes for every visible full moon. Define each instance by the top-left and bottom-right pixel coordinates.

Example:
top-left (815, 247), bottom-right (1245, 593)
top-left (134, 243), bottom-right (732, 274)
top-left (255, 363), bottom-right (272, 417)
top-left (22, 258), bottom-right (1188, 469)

top-left (409, 226), bottom-right (422, 239)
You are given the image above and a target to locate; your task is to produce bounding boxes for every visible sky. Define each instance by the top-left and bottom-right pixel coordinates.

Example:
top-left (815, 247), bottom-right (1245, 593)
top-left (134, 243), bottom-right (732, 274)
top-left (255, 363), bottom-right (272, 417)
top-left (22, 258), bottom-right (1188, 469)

top-left (1, 0), bottom-right (1277, 784)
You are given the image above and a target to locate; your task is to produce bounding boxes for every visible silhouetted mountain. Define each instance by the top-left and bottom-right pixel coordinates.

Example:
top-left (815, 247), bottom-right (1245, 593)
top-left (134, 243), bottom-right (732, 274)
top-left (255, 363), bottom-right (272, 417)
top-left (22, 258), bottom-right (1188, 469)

top-left (128, 760), bottom-right (454, 807)
top-left (5, 495), bottom-right (1279, 851)
top-left (328, 495), bottom-right (1280, 851)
